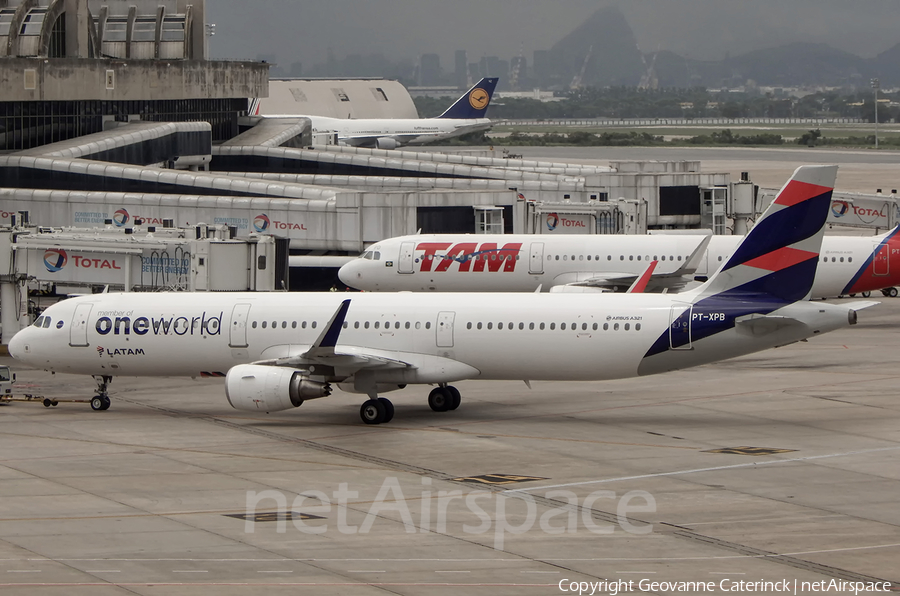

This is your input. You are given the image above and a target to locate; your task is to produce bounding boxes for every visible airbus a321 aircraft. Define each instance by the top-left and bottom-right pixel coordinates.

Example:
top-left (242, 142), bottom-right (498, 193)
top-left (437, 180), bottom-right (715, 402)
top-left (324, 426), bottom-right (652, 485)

top-left (338, 224), bottom-right (900, 299)
top-left (251, 78), bottom-right (498, 150)
top-left (9, 166), bottom-right (875, 425)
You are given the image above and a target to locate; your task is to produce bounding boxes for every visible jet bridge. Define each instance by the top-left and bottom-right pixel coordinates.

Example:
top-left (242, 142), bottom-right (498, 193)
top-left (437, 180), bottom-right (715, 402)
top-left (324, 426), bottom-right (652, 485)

top-left (0, 217), bottom-right (287, 344)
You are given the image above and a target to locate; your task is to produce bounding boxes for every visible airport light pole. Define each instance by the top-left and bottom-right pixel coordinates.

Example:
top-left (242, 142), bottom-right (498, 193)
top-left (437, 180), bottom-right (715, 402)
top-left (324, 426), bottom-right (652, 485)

top-left (871, 78), bottom-right (880, 149)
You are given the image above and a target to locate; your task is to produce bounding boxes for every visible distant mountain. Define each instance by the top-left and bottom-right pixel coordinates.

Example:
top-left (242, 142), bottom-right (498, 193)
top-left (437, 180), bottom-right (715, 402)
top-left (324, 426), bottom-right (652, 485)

top-left (549, 6), bottom-right (900, 88)
top-left (548, 5), bottom-right (644, 87)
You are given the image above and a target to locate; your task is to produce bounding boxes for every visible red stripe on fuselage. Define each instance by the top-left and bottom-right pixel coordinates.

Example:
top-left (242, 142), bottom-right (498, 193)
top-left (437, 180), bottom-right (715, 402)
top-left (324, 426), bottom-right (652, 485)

top-left (774, 180), bottom-right (832, 207)
top-left (743, 246), bottom-right (816, 272)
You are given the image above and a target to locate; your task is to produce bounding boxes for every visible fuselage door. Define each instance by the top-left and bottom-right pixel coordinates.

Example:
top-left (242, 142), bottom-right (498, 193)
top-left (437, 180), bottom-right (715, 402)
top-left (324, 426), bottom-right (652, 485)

top-left (436, 311), bottom-right (455, 348)
top-left (873, 241), bottom-right (889, 276)
top-left (398, 242), bottom-right (416, 274)
top-left (69, 303), bottom-right (94, 347)
top-left (229, 303), bottom-right (252, 348)
top-left (529, 242), bottom-right (545, 274)
top-left (668, 302), bottom-right (693, 350)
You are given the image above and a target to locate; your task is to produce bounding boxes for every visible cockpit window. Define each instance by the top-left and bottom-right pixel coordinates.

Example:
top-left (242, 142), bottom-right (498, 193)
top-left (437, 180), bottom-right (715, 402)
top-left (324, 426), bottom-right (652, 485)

top-left (361, 251), bottom-right (374, 260)
top-left (373, 251), bottom-right (381, 261)
top-left (42, 317), bottom-right (52, 328)
top-left (33, 316), bottom-right (44, 327)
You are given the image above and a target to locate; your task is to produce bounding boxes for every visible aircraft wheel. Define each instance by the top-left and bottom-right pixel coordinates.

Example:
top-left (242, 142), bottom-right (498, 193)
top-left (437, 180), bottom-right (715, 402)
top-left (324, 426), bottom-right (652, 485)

top-left (890, 287), bottom-right (898, 298)
top-left (428, 387), bottom-right (451, 412)
top-left (100, 396), bottom-right (111, 410)
top-left (51, 400), bottom-right (59, 407)
top-left (862, 291), bottom-right (871, 298)
top-left (882, 288), bottom-right (893, 297)
top-left (447, 386), bottom-right (461, 410)
top-left (360, 399), bottom-right (386, 425)
top-left (43, 398), bottom-right (52, 408)
top-left (378, 398), bottom-right (395, 423)
top-left (91, 396), bottom-right (105, 411)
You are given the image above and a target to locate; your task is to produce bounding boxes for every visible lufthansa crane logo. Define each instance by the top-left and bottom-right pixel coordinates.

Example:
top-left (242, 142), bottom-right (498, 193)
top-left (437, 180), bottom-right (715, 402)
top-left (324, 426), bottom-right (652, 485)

top-left (469, 87), bottom-right (490, 110)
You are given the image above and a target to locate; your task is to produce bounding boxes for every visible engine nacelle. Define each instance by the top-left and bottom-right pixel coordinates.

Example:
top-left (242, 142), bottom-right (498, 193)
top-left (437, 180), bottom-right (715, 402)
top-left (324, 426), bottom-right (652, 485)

top-left (225, 364), bottom-right (331, 412)
top-left (375, 137), bottom-right (400, 150)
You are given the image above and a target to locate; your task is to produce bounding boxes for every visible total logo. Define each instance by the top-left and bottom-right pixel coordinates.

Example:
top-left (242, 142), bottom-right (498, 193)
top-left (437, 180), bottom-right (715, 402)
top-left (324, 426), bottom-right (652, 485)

top-left (253, 213), bottom-right (307, 233)
top-left (831, 201), bottom-right (850, 218)
top-left (43, 248), bottom-right (67, 273)
top-left (546, 213), bottom-right (587, 231)
top-left (831, 200), bottom-right (888, 223)
top-left (114, 208), bottom-right (169, 226)
top-left (42, 248), bottom-right (122, 273)
top-left (112, 208), bottom-right (129, 227)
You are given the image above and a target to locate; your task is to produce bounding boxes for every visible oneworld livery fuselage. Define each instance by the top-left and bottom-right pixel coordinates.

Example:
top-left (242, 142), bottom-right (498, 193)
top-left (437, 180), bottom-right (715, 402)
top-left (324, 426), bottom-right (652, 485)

top-left (255, 78), bottom-right (498, 150)
top-left (338, 227), bottom-right (900, 298)
top-left (9, 166), bottom-right (875, 425)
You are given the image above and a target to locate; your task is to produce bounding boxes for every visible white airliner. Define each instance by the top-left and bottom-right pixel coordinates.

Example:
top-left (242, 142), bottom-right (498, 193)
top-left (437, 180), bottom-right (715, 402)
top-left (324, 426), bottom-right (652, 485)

top-left (250, 78), bottom-right (498, 150)
top-left (8, 166), bottom-right (876, 425)
top-left (338, 225), bottom-right (900, 299)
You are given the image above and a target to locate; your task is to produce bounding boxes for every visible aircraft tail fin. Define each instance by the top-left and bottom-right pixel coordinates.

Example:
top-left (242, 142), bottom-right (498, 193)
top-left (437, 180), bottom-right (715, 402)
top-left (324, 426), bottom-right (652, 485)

top-left (696, 165), bottom-right (838, 303)
top-left (438, 77), bottom-right (499, 119)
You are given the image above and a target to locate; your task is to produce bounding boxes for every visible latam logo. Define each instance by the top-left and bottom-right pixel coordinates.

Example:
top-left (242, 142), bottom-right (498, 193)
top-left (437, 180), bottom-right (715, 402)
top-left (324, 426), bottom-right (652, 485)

top-left (113, 208), bottom-right (129, 227)
top-left (415, 242), bottom-right (522, 273)
top-left (253, 213), bottom-right (307, 232)
top-left (43, 248), bottom-right (68, 272)
top-left (546, 213), bottom-right (587, 231)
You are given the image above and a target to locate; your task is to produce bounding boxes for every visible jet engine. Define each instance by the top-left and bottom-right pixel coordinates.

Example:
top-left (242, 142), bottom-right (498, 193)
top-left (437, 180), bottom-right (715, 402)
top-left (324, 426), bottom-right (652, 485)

top-left (225, 364), bottom-right (331, 412)
top-left (376, 137), bottom-right (400, 150)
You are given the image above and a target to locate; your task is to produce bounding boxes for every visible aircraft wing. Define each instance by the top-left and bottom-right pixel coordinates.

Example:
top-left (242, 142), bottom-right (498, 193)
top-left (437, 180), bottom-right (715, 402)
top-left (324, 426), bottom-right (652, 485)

top-left (560, 234), bottom-right (712, 293)
top-left (559, 271), bottom-right (693, 293)
top-left (251, 299), bottom-right (416, 374)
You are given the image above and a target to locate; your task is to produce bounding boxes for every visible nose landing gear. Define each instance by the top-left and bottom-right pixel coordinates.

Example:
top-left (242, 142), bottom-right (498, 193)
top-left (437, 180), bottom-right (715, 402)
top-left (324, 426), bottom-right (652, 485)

top-left (90, 375), bottom-right (113, 411)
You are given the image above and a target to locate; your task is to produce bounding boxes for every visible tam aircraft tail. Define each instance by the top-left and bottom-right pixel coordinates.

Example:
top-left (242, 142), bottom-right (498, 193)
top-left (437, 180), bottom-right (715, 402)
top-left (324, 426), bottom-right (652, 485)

top-left (438, 77), bottom-right (499, 119)
top-left (697, 165), bottom-right (838, 303)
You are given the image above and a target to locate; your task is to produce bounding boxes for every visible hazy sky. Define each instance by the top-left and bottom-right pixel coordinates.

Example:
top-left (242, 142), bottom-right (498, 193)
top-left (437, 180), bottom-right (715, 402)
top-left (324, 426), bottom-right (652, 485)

top-left (207, 1), bottom-right (900, 67)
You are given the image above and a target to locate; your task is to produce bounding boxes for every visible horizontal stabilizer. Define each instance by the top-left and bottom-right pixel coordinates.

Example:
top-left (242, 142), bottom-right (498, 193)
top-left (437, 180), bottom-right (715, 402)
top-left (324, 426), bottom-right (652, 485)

top-left (734, 313), bottom-right (803, 337)
top-left (842, 300), bottom-right (880, 311)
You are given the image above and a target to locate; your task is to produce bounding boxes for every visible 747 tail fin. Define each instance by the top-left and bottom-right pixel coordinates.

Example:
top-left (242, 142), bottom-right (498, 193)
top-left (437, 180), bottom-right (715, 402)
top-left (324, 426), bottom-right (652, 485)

top-left (697, 165), bottom-right (837, 303)
top-left (438, 77), bottom-right (499, 119)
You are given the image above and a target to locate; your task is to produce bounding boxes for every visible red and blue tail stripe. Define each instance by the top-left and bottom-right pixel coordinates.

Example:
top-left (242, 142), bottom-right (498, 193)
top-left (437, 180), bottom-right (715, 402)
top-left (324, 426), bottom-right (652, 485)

top-left (703, 167), bottom-right (836, 302)
top-left (644, 165), bottom-right (838, 359)
top-left (841, 225), bottom-right (900, 295)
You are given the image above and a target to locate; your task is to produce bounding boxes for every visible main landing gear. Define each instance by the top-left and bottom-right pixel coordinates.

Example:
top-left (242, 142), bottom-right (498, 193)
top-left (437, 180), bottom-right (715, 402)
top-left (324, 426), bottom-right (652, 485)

top-left (356, 384), bottom-right (462, 425)
top-left (90, 375), bottom-right (112, 411)
top-left (428, 385), bottom-right (461, 412)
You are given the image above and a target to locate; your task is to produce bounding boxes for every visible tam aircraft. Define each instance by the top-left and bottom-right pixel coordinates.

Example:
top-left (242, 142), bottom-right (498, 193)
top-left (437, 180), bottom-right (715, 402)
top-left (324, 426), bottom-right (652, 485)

top-left (250, 77), bottom-right (498, 150)
top-left (9, 166), bottom-right (876, 425)
top-left (338, 225), bottom-right (900, 299)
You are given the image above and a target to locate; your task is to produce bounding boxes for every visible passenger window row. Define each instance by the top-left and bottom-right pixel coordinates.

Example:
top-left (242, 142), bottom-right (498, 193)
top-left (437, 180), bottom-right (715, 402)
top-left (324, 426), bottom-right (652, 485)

top-left (252, 320), bottom-right (317, 329)
top-left (465, 321), bottom-right (642, 332)
top-left (550, 254), bottom-right (687, 262)
top-left (250, 320), bottom-right (434, 331)
top-left (821, 256), bottom-right (852, 263)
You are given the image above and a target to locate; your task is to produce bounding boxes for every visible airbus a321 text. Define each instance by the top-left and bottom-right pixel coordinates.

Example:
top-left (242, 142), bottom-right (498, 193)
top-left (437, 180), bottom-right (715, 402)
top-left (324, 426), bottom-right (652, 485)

top-left (9, 166), bottom-right (876, 424)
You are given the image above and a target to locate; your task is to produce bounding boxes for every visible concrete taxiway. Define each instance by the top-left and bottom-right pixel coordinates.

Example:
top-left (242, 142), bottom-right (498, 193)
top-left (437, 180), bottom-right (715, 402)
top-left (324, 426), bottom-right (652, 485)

top-left (0, 296), bottom-right (898, 594)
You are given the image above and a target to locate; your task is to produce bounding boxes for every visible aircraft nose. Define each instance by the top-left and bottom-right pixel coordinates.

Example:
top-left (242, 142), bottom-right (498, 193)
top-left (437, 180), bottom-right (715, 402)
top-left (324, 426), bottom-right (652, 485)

top-left (6, 328), bottom-right (30, 361)
top-left (338, 261), bottom-right (361, 287)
